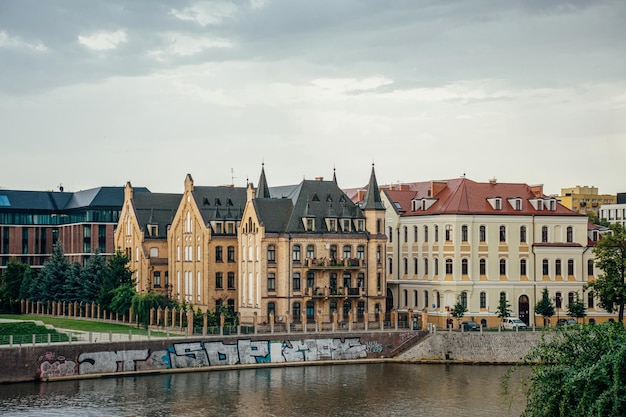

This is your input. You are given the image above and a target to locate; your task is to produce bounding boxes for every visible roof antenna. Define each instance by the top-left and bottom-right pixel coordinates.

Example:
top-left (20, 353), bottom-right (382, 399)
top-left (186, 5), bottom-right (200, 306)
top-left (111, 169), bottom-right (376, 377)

top-left (58, 183), bottom-right (64, 192)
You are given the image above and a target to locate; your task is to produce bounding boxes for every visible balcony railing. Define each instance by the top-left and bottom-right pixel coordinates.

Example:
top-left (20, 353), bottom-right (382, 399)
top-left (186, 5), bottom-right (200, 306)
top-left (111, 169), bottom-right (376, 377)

top-left (305, 286), bottom-right (364, 298)
top-left (304, 258), bottom-right (365, 269)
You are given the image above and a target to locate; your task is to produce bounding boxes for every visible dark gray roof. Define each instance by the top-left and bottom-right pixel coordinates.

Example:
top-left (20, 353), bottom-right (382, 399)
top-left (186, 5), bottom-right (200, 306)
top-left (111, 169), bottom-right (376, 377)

top-left (0, 186), bottom-right (149, 212)
top-left (133, 192), bottom-right (182, 238)
top-left (192, 186), bottom-right (247, 224)
top-left (255, 179), bottom-right (366, 234)
top-left (362, 165), bottom-right (385, 211)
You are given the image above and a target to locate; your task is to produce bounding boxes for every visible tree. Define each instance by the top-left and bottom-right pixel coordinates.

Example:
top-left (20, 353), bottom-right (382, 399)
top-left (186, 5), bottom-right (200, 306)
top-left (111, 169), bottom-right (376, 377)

top-left (587, 223), bottom-right (626, 323)
top-left (0, 259), bottom-right (31, 312)
top-left (63, 262), bottom-right (84, 303)
top-left (450, 297), bottom-right (467, 327)
top-left (80, 251), bottom-right (106, 303)
top-left (567, 292), bottom-right (586, 322)
top-left (39, 242), bottom-right (70, 302)
top-left (109, 283), bottom-right (136, 317)
top-left (132, 292), bottom-right (176, 329)
top-left (535, 288), bottom-right (555, 327)
top-left (496, 296), bottom-right (512, 329)
top-left (507, 323), bottom-right (626, 417)
top-left (99, 249), bottom-right (134, 311)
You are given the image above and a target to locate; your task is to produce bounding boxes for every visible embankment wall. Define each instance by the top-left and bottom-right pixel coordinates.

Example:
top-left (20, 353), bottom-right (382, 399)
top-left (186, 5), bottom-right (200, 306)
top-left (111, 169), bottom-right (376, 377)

top-left (0, 331), bottom-right (424, 384)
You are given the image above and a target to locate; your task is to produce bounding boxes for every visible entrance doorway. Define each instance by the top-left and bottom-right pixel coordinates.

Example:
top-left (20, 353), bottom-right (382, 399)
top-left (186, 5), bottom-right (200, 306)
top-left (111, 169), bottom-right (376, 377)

top-left (518, 295), bottom-right (530, 326)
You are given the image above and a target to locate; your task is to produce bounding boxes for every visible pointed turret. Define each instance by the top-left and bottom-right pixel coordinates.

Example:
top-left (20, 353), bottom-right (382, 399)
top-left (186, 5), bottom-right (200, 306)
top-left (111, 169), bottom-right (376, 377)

top-left (255, 163), bottom-right (271, 199)
top-left (362, 164), bottom-right (385, 211)
top-left (332, 167), bottom-right (337, 184)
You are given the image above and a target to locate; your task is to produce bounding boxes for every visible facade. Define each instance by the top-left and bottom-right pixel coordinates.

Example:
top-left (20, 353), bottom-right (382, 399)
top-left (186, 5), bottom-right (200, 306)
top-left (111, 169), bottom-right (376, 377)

top-left (167, 175), bottom-right (246, 312)
top-left (238, 165), bottom-right (387, 325)
top-left (378, 177), bottom-right (605, 328)
top-left (598, 203), bottom-right (626, 228)
top-left (556, 185), bottom-right (616, 216)
top-left (0, 186), bottom-right (136, 274)
top-left (114, 183), bottom-right (181, 295)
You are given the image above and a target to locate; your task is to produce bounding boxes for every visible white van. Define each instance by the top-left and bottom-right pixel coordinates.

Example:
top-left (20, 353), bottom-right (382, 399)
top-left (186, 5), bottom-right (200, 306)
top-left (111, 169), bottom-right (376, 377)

top-left (502, 317), bottom-right (527, 330)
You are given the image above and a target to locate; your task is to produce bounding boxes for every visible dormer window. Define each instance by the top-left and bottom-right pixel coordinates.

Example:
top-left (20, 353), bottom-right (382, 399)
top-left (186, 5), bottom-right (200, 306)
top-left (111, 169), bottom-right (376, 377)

top-left (342, 219), bottom-right (351, 232)
top-left (507, 198), bottom-right (522, 210)
top-left (303, 217), bottom-right (315, 231)
top-left (548, 199), bottom-right (556, 211)
top-left (487, 197), bottom-right (503, 210)
top-left (529, 198), bottom-right (544, 211)
top-left (212, 221), bottom-right (224, 234)
top-left (226, 222), bottom-right (235, 234)
top-left (326, 218), bottom-right (337, 232)
top-left (356, 220), bottom-right (364, 232)
top-left (147, 225), bottom-right (158, 236)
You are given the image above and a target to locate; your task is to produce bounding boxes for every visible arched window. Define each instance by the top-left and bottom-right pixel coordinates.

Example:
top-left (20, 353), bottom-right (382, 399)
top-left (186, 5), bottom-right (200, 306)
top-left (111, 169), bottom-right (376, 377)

top-left (542, 259), bottom-right (549, 275)
top-left (555, 292), bottom-right (562, 309)
top-left (292, 245), bottom-right (301, 261)
top-left (460, 291), bottom-right (467, 308)
top-left (587, 291), bottom-right (594, 308)
top-left (555, 259), bottom-right (562, 276)
top-left (388, 257), bottom-right (393, 274)
top-left (403, 289), bottom-right (408, 306)
top-left (414, 257), bottom-right (418, 275)
top-left (499, 258), bottom-right (507, 276)
top-left (424, 290), bottom-right (429, 308)
top-left (445, 258), bottom-right (453, 274)
top-left (424, 225), bottom-right (429, 242)
top-left (403, 258), bottom-right (408, 274)
top-left (479, 258), bottom-right (486, 275)
top-left (424, 258), bottom-right (429, 275)
top-left (434, 257), bottom-right (439, 275)
top-left (445, 224), bottom-right (452, 241)
top-left (566, 226), bottom-right (573, 243)
top-left (388, 227), bottom-right (393, 242)
top-left (403, 226), bottom-right (408, 242)
top-left (568, 259), bottom-right (574, 276)
top-left (293, 302), bottom-right (301, 321)
top-left (587, 259), bottom-right (594, 276)
top-left (413, 226), bottom-right (418, 242)
top-left (479, 225), bottom-right (486, 242)
top-left (461, 225), bottom-right (468, 242)
top-left (434, 225), bottom-right (439, 242)
top-left (499, 225), bottom-right (506, 242)
top-left (343, 245), bottom-right (352, 258)
top-left (267, 302), bottom-right (276, 322)
top-left (414, 290), bottom-right (418, 307)
top-left (542, 226), bottom-right (548, 243)
top-left (306, 301), bottom-right (315, 322)
top-left (357, 245), bottom-right (364, 260)
top-left (520, 226), bottom-right (527, 243)
top-left (480, 292), bottom-right (487, 309)
top-left (461, 258), bottom-right (468, 275)
top-left (520, 259), bottom-right (527, 276)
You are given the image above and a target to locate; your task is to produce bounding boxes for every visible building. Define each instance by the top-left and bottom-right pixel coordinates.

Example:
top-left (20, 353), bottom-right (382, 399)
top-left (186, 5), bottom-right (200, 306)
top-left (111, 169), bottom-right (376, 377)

top-left (556, 185), bottom-right (616, 216)
top-left (0, 186), bottom-right (138, 274)
top-left (237, 165), bottom-right (387, 325)
top-left (167, 174), bottom-right (247, 312)
top-left (114, 182), bottom-right (181, 295)
top-left (378, 177), bottom-right (604, 328)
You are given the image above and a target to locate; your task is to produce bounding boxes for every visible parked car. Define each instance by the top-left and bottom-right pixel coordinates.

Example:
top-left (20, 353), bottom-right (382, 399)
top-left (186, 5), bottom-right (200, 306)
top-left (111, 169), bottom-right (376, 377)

top-left (556, 318), bottom-right (577, 326)
top-left (502, 317), bottom-right (527, 330)
top-left (460, 320), bottom-right (480, 331)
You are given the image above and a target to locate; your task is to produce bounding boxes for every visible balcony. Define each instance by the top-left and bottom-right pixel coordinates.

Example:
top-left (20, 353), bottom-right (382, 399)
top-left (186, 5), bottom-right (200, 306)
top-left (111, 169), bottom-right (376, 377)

top-left (305, 286), bottom-right (364, 298)
top-left (304, 258), bottom-right (365, 270)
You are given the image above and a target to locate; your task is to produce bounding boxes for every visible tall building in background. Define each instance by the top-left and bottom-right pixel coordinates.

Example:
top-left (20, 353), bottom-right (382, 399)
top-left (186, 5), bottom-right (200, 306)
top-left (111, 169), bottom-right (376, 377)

top-left (238, 165), bottom-right (387, 325)
top-left (0, 186), bottom-right (139, 274)
top-left (556, 185), bottom-right (616, 216)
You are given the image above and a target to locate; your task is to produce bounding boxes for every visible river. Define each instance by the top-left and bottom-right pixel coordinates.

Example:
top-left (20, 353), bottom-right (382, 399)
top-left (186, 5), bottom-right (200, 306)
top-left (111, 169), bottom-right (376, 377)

top-left (0, 363), bottom-right (528, 416)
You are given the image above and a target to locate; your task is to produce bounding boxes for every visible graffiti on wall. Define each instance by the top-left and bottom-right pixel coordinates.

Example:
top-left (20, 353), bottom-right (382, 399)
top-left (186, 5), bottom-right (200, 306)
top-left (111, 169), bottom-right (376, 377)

top-left (38, 337), bottom-right (372, 379)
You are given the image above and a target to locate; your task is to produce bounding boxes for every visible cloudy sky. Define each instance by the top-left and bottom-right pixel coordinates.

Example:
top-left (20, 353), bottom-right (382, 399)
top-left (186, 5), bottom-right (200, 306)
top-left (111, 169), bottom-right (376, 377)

top-left (1, 1), bottom-right (625, 195)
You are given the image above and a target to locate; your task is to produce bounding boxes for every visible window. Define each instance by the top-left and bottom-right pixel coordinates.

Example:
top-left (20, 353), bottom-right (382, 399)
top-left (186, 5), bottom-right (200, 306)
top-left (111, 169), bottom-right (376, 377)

top-left (499, 225), bottom-right (506, 242)
top-left (293, 273), bottom-right (301, 290)
top-left (82, 225), bottom-right (89, 254)
top-left (306, 218), bottom-right (314, 231)
top-left (414, 290), bottom-right (418, 307)
top-left (568, 292), bottom-right (575, 306)
top-left (377, 272), bottom-right (381, 291)
top-left (227, 246), bottom-right (235, 262)
top-left (479, 225), bottom-right (486, 242)
top-left (424, 225), bottom-right (429, 242)
top-left (587, 291), bottom-right (594, 309)
top-left (357, 220), bottom-right (364, 232)
top-left (153, 271), bottom-right (161, 288)
top-left (568, 259), bottom-right (574, 276)
top-left (343, 245), bottom-right (352, 258)
top-left (542, 259), bottom-right (549, 275)
top-left (413, 226), bottom-right (418, 242)
top-left (423, 258), bottom-right (429, 275)
top-left (343, 219), bottom-right (351, 232)
top-left (267, 273), bottom-right (276, 291)
top-left (587, 259), bottom-right (594, 276)
top-left (480, 292), bottom-right (487, 309)
top-left (357, 273), bottom-right (364, 288)
top-left (267, 302), bottom-right (276, 321)
top-left (403, 290), bottom-right (408, 306)
top-left (388, 258), bottom-right (393, 274)
top-left (479, 259), bottom-right (486, 275)
top-left (520, 226), bottom-right (527, 243)
top-left (330, 273), bottom-right (337, 291)
top-left (292, 245), bottom-right (301, 261)
top-left (388, 227), bottom-right (393, 242)
top-left (434, 225), bottom-right (439, 242)
top-left (414, 257), bottom-right (418, 274)
top-left (424, 290), bottom-right (429, 308)
top-left (555, 292), bottom-right (562, 309)
top-left (227, 272), bottom-right (235, 289)
top-left (215, 246), bottom-right (223, 262)
top-left (404, 258), bottom-right (408, 274)
top-left (460, 291), bottom-right (467, 308)
top-left (307, 245), bottom-right (315, 259)
top-left (566, 226), bottom-right (573, 243)
top-left (499, 258), bottom-right (506, 275)
top-left (307, 272), bottom-right (315, 288)
top-left (461, 258), bottom-right (468, 275)
top-left (445, 225), bottom-right (452, 241)
top-left (215, 272), bottom-right (223, 289)
top-left (376, 246), bottom-right (381, 264)
top-left (403, 226), bottom-right (408, 242)
top-left (555, 259), bottom-right (562, 276)
top-left (306, 301), bottom-right (315, 321)
top-left (330, 245), bottom-right (337, 259)
top-left (500, 292), bottom-right (506, 301)
top-left (357, 245), bottom-right (364, 260)
top-left (445, 258), bottom-right (453, 274)
top-left (520, 259), bottom-right (527, 276)
top-left (434, 258), bottom-right (439, 275)
top-left (292, 302), bottom-right (301, 320)
top-left (267, 245), bottom-right (276, 262)
top-left (541, 226), bottom-right (548, 243)
top-left (461, 225), bottom-right (468, 242)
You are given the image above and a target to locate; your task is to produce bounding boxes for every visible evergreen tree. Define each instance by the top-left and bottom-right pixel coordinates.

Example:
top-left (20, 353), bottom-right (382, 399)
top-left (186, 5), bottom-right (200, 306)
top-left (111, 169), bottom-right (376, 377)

top-left (0, 259), bottom-right (30, 312)
top-left (63, 262), bottom-right (84, 303)
top-left (586, 223), bottom-right (626, 323)
top-left (496, 296), bottom-right (512, 328)
top-left (450, 297), bottom-right (467, 327)
top-left (567, 292), bottom-right (586, 322)
top-left (99, 249), bottom-right (134, 311)
top-left (39, 242), bottom-right (70, 302)
top-left (80, 251), bottom-right (106, 303)
top-left (18, 267), bottom-right (34, 300)
top-left (535, 288), bottom-right (555, 327)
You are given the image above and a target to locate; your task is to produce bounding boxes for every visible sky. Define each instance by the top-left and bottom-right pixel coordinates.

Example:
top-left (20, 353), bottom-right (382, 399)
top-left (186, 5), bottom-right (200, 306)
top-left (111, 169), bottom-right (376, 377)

top-left (1, 1), bottom-right (625, 196)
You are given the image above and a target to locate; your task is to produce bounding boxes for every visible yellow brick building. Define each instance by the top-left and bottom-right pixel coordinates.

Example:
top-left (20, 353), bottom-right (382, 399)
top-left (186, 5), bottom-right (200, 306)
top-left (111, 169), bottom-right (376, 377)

top-left (557, 185), bottom-right (616, 216)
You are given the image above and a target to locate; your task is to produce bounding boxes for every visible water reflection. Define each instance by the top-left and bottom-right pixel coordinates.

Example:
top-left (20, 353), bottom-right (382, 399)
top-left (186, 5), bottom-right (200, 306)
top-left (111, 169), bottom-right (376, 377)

top-left (0, 364), bottom-right (527, 417)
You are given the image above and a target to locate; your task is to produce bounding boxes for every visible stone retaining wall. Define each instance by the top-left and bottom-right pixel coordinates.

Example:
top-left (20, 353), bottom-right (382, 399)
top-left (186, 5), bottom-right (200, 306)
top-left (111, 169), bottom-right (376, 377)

top-left (398, 331), bottom-right (545, 363)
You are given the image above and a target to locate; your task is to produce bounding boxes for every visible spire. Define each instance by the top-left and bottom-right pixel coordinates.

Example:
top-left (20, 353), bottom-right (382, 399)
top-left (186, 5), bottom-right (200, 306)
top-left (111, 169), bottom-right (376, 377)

top-left (332, 166), bottom-right (337, 184)
top-left (362, 164), bottom-right (385, 211)
top-left (255, 163), bottom-right (271, 199)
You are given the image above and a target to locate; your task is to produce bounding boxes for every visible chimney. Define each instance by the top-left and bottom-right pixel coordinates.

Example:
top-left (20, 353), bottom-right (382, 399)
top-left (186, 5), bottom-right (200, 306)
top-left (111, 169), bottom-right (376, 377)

top-left (530, 184), bottom-right (544, 198)
top-left (489, 178), bottom-right (497, 185)
top-left (315, 177), bottom-right (324, 181)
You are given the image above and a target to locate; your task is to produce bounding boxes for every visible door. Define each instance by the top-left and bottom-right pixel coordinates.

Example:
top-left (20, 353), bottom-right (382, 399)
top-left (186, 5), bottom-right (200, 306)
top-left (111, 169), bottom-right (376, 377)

top-left (518, 295), bottom-right (530, 325)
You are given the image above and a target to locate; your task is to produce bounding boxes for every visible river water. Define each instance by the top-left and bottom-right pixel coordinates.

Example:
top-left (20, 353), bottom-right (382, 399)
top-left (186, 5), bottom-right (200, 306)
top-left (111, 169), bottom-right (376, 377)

top-left (0, 363), bottom-right (528, 417)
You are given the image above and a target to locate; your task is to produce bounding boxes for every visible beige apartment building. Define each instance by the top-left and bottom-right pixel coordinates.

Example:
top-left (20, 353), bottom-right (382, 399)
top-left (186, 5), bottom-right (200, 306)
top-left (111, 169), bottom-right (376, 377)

top-left (237, 165), bottom-right (387, 325)
top-left (378, 177), bottom-right (607, 328)
top-left (556, 185), bottom-right (616, 216)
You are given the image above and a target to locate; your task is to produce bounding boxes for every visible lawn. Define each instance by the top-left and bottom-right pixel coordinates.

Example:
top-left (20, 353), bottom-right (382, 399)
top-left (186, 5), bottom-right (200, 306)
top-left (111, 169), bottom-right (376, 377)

top-left (0, 314), bottom-right (171, 337)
